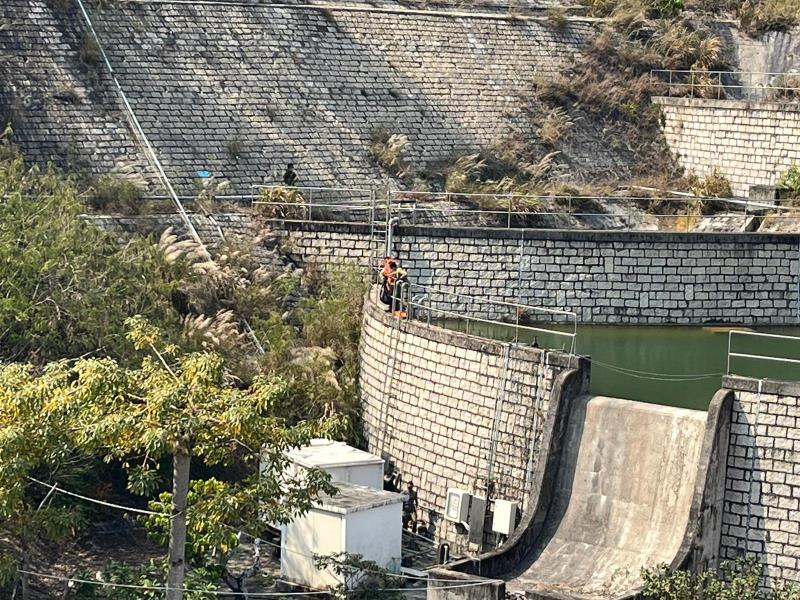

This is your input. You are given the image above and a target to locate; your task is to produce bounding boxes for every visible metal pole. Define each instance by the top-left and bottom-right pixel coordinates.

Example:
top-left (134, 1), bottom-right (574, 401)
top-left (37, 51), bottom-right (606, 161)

top-left (727, 331), bottom-right (732, 375)
top-left (507, 194), bottom-right (512, 228)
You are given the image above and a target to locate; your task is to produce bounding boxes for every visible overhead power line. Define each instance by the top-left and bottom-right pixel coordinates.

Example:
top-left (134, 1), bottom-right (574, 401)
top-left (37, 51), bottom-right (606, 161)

top-left (27, 477), bottom-right (501, 586)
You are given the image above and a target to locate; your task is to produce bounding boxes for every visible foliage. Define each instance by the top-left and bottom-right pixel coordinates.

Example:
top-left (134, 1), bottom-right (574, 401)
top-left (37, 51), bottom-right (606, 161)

top-left (78, 31), bottom-right (102, 67)
top-left (642, 557), bottom-right (800, 599)
top-left (655, 0), bottom-right (685, 18)
top-left (87, 175), bottom-right (144, 214)
top-left (766, 74), bottom-right (800, 102)
top-left (0, 318), bottom-right (342, 597)
top-left (738, 0), bottom-right (800, 36)
top-left (537, 107), bottom-right (573, 146)
top-left (369, 128), bottom-right (413, 179)
top-left (70, 559), bottom-right (220, 599)
top-left (263, 267), bottom-right (368, 444)
top-left (545, 7), bottom-right (568, 29)
top-left (690, 168), bottom-right (733, 198)
top-left (255, 186), bottom-right (306, 219)
top-left (777, 164), bottom-right (800, 199)
top-left (314, 552), bottom-right (405, 600)
top-left (0, 130), bottom-right (181, 364)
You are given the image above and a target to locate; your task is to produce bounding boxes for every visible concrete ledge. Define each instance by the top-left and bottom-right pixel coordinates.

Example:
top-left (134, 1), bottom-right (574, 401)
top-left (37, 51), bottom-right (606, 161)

top-left (427, 568), bottom-right (505, 600)
top-left (653, 96), bottom-right (800, 114)
top-left (280, 220), bottom-right (800, 244)
top-left (722, 375), bottom-right (800, 396)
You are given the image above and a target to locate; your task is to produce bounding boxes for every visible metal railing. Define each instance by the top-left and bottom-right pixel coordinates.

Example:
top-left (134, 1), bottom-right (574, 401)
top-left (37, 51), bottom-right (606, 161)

top-left (250, 184), bottom-right (384, 223)
top-left (727, 330), bottom-right (800, 377)
top-left (390, 281), bottom-right (577, 354)
top-left (138, 186), bottom-right (800, 232)
top-left (651, 70), bottom-right (800, 103)
top-left (387, 189), bottom-right (800, 229)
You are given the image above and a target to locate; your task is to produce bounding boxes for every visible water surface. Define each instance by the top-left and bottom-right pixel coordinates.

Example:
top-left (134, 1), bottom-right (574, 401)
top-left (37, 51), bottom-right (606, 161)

top-left (437, 320), bottom-right (800, 410)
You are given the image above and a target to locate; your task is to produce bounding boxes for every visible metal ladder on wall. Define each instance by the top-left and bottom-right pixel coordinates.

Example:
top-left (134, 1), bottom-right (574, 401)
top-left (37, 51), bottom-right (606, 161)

top-left (368, 191), bottom-right (390, 272)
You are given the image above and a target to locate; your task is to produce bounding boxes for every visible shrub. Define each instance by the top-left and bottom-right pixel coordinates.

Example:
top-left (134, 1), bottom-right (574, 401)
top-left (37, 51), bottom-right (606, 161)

top-left (226, 137), bottom-right (244, 159)
top-left (78, 31), bottom-right (102, 66)
top-left (256, 185), bottom-right (306, 219)
top-left (777, 164), bottom-right (800, 199)
top-left (87, 175), bottom-right (144, 214)
top-left (642, 557), bottom-right (800, 599)
top-left (538, 107), bottom-right (573, 146)
top-left (766, 74), bottom-right (800, 102)
top-left (738, 0), bottom-right (800, 35)
top-left (369, 128), bottom-right (412, 179)
top-left (654, 0), bottom-right (685, 18)
top-left (690, 168), bottom-right (733, 198)
top-left (546, 7), bottom-right (568, 29)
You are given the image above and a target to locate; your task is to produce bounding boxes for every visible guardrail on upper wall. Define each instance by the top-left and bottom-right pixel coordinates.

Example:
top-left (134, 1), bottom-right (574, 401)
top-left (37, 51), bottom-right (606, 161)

top-left (142, 184), bottom-right (800, 232)
top-left (727, 330), bottom-right (800, 379)
top-left (391, 281), bottom-right (578, 354)
top-left (651, 70), bottom-right (800, 103)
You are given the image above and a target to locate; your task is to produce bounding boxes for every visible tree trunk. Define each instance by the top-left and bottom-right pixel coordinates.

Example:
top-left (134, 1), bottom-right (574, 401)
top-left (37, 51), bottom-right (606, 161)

top-left (166, 448), bottom-right (191, 600)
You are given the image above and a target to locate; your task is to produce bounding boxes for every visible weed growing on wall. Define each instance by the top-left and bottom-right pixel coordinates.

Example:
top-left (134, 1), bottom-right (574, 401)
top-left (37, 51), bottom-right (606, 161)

top-left (642, 557), bottom-right (800, 599)
top-left (690, 167), bottom-right (733, 198)
top-left (369, 128), bottom-right (413, 180)
top-left (87, 174), bottom-right (144, 213)
top-left (777, 164), bottom-right (800, 199)
top-left (737, 0), bottom-right (800, 35)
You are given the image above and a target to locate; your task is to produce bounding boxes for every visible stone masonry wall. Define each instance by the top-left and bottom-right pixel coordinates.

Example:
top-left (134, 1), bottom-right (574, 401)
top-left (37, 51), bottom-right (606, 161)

top-left (85, 216), bottom-right (800, 326)
top-left (281, 222), bottom-right (800, 326)
top-left (655, 97), bottom-right (800, 198)
top-left (721, 376), bottom-right (800, 587)
top-left (359, 288), bottom-right (585, 552)
top-left (2, 0), bottom-right (599, 193)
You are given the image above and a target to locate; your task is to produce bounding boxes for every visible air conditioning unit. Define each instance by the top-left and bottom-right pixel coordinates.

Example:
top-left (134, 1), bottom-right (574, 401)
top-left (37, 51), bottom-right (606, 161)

top-left (444, 489), bottom-right (471, 524)
top-left (491, 499), bottom-right (518, 535)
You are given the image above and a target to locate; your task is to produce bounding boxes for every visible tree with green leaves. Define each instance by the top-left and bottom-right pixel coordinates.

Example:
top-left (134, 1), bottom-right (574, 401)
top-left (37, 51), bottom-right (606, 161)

top-left (0, 127), bottom-right (181, 364)
top-left (1, 317), bottom-right (341, 599)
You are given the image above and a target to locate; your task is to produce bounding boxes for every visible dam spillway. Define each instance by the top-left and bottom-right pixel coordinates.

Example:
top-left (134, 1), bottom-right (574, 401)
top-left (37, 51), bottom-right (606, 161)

top-left (504, 395), bottom-right (708, 599)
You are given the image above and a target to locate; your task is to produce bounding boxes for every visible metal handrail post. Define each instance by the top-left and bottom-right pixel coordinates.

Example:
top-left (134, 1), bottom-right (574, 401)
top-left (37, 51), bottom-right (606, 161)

top-left (507, 194), bottom-right (512, 228)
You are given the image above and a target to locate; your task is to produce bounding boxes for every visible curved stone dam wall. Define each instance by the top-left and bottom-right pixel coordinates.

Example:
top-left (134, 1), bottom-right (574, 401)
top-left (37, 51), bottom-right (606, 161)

top-left (359, 286), bottom-right (589, 552)
top-left (359, 284), bottom-right (737, 597)
top-left (2, 0), bottom-right (593, 192)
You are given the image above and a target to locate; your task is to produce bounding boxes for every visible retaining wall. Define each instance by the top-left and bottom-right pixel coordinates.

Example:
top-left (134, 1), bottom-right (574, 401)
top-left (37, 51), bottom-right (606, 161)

top-left (358, 287), bottom-right (587, 553)
top-left (655, 97), bottom-right (800, 197)
top-left (284, 221), bottom-right (800, 326)
top-left (2, 0), bottom-right (595, 192)
top-left (721, 376), bottom-right (800, 586)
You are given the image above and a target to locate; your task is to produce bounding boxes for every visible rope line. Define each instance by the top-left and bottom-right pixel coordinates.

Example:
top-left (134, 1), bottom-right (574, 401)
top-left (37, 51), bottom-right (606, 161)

top-left (19, 569), bottom-right (492, 593)
top-left (26, 478), bottom-right (497, 584)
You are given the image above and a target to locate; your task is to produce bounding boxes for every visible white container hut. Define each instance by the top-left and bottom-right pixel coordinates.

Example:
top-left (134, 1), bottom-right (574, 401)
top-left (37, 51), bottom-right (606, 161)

top-left (280, 482), bottom-right (403, 589)
top-left (282, 438), bottom-right (384, 489)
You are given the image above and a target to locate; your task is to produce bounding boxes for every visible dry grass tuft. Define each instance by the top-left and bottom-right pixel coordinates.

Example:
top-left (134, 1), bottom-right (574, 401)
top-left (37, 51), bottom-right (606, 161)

top-left (538, 108), bottom-right (573, 146)
top-left (369, 128), bottom-right (413, 179)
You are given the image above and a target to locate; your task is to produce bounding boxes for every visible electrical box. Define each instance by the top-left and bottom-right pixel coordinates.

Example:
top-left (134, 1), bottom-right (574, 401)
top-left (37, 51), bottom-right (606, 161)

top-left (491, 499), bottom-right (518, 535)
top-left (445, 489), bottom-right (471, 524)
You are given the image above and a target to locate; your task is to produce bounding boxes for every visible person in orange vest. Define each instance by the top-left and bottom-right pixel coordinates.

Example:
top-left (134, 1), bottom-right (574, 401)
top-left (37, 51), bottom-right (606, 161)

top-left (378, 257), bottom-right (408, 317)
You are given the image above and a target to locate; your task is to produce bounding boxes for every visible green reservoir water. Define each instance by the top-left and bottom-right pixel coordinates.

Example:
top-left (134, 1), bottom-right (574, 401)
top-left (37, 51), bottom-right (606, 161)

top-left (437, 320), bottom-right (800, 411)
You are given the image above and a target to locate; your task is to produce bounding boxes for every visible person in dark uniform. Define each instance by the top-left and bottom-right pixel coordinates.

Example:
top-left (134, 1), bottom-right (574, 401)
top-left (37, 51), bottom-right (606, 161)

top-left (401, 481), bottom-right (418, 530)
top-left (283, 163), bottom-right (298, 186)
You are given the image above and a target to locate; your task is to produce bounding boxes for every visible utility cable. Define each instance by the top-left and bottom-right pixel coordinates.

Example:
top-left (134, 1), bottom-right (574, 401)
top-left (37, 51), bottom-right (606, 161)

top-left (19, 569), bottom-right (493, 593)
top-left (27, 477), bottom-right (497, 584)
